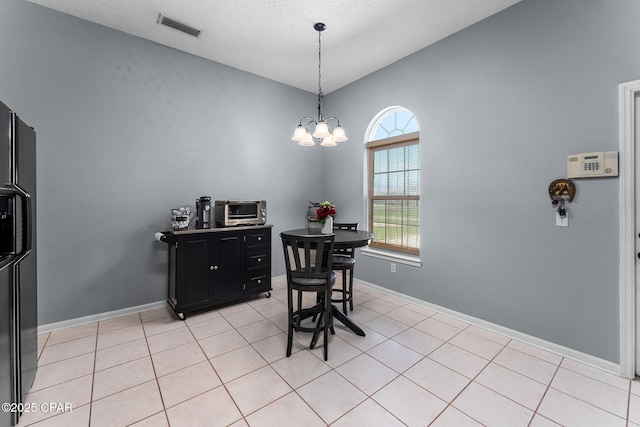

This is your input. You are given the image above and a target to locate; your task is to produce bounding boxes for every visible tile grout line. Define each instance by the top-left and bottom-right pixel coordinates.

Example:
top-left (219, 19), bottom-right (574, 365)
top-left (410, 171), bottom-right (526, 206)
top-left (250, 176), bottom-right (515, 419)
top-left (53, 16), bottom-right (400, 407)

top-left (140, 311), bottom-right (173, 427)
top-left (539, 362), bottom-right (632, 422)
top-left (194, 306), bottom-right (268, 425)
top-left (332, 312), bottom-right (492, 425)
top-left (86, 321), bottom-right (100, 427)
top-left (242, 287), bottom-right (451, 424)
top-left (528, 356), bottom-right (563, 427)
top-left (236, 300), bottom-right (340, 424)
top-left (330, 395), bottom-right (407, 426)
top-left (421, 323), bottom-right (503, 426)
top-left (239, 289), bottom-right (392, 424)
top-left (626, 379), bottom-right (632, 426)
top-left (279, 322), bottom-right (389, 424)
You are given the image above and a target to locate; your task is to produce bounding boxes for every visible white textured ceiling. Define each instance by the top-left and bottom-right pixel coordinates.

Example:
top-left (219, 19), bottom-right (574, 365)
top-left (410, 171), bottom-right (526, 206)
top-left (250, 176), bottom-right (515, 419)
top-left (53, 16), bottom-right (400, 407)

top-left (25, 0), bottom-right (521, 93)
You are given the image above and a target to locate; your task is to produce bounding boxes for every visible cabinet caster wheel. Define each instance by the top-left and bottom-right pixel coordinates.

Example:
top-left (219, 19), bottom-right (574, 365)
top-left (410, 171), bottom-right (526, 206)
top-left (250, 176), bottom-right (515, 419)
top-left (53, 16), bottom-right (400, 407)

top-left (265, 292), bottom-right (271, 298)
top-left (177, 312), bottom-right (186, 321)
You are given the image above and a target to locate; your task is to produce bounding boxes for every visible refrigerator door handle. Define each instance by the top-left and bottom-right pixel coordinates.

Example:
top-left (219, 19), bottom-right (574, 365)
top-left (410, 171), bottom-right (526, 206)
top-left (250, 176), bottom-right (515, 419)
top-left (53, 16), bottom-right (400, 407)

top-left (22, 193), bottom-right (31, 253)
top-left (8, 183), bottom-right (32, 255)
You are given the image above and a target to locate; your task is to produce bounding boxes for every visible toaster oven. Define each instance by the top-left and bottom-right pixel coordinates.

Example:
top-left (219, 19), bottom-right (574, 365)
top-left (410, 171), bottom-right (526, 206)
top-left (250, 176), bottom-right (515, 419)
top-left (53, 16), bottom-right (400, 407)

top-left (214, 200), bottom-right (267, 226)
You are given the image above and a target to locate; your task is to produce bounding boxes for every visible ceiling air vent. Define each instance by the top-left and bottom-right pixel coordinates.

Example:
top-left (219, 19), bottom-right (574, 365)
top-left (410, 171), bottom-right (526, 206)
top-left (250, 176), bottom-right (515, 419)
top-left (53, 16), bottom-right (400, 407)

top-left (157, 14), bottom-right (201, 38)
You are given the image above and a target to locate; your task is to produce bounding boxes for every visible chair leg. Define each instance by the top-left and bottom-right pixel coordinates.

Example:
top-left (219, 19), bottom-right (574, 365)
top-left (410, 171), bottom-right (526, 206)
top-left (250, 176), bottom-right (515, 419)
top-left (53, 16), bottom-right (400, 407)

top-left (286, 287), bottom-right (294, 357)
top-left (312, 292), bottom-right (320, 322)
top-left (348, 267), bottom-right (354, 311)
top-left (342, 270), bottom-right (348, 314)
top-left (310, 311), bottom-right (324, 350)
top-left (286, 321), bottom-right (293, 357)
top-left (323, 288), bottom-right (331, 361)
top-left (296, 291), bottom-right (302, 330)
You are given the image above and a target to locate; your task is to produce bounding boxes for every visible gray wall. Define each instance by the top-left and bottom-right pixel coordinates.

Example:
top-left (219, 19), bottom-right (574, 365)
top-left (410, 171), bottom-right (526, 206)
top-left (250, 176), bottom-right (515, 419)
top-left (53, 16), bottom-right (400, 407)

top-left (325, 0), bottom-right (640, 362)
top-left (1, 0), bottom-right (637, 363)
top-left (0, 0), bottom-right (325, 325)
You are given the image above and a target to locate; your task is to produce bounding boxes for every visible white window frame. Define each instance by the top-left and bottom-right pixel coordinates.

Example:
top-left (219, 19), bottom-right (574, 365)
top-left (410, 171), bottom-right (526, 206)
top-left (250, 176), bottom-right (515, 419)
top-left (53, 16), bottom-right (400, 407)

top-left (361, 106), bottom-right (422, 267)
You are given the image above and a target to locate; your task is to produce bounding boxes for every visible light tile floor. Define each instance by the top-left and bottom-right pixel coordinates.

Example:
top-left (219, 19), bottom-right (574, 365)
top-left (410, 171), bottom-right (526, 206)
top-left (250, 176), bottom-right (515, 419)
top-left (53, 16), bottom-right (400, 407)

top-left (18, 276), bottom-right (640, 426)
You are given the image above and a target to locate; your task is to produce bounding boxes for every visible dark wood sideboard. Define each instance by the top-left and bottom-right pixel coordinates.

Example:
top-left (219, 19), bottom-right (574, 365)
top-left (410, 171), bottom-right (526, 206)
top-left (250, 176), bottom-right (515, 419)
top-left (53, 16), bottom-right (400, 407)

top-left (162, 225), bottom-right (272, 320)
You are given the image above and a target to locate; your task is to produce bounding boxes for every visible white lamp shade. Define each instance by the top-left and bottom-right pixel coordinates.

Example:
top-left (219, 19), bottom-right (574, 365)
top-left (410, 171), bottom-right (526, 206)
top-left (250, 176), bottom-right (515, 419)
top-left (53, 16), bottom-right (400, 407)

top-left (312, 121), bottom-right (331, 138)
top-left (320, 135), bottom-right (337, 146)
top-left (292, 125), bottom-right (307, 141)
top-left (332, 125), bottom-right (348, 142)
top-left (299, 132), bottom-right (315, 146)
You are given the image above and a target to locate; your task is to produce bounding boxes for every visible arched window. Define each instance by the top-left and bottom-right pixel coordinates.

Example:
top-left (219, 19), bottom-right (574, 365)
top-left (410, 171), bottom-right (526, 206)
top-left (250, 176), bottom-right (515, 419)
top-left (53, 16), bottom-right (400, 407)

top-left (370, 107), bottom-right (419, 140)
top-left (366, 107), bottom-right (420, 255)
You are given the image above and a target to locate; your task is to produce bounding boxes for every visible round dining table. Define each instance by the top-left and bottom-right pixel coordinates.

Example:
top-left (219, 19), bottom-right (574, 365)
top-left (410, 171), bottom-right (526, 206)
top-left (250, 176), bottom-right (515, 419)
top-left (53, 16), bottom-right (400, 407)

top-left (281, 227), bottom-right (374, 337)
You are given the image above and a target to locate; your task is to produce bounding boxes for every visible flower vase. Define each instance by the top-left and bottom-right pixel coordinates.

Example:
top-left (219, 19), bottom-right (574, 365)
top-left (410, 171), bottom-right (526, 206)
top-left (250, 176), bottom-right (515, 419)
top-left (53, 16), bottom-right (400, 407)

top-left (321, 216), bottom-right (333, 234)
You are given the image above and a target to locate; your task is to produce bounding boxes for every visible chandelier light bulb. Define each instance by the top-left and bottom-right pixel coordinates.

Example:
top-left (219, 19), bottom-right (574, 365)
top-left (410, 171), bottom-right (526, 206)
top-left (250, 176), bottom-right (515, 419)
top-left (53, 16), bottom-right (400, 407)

top-left (320, 135), bottom-right (337, 146)
top-left (332, 125), bottom-right (348, 142)
top-left (312, 121), bottom-right (331, 138)
top-left (299, 132), bottom-right (314, 146)
top-left (292, 125), bottom-right (307, 142)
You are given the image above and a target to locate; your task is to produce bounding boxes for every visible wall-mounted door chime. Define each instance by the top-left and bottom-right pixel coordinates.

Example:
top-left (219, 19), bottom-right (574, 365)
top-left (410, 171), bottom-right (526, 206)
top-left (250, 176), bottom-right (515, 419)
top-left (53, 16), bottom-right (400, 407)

top-left (549, 178), bottom-right (575, 226)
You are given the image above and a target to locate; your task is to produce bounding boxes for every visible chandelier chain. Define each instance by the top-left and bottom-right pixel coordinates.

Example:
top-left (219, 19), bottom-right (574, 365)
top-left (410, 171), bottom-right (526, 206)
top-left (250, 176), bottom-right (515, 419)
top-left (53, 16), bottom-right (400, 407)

top-left (318, 28), bottom-right (322, 97)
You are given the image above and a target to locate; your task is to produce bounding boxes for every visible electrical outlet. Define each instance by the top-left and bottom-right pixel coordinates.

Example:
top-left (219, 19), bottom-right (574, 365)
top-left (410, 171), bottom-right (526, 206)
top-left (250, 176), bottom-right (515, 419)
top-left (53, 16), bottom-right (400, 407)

top-left (391, 263), bottom-right (396, 273)
top-left (556, 212), bottom-right (568, 227)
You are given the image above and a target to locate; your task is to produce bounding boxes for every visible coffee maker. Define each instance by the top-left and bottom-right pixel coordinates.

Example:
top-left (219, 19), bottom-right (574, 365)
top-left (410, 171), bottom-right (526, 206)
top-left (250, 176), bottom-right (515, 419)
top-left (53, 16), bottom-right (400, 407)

top-left (195, 196), bottom-right (212, 229)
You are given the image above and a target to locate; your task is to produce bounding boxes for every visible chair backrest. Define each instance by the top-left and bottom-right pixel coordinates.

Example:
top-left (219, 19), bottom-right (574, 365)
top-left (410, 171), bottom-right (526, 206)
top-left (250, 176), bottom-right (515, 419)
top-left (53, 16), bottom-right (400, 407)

top-left (333, 222), bottom-right (358, 231)
top-left (332, 223), bottom-right (358, 256)
top-left (281, 232), bottom-right (335, 284)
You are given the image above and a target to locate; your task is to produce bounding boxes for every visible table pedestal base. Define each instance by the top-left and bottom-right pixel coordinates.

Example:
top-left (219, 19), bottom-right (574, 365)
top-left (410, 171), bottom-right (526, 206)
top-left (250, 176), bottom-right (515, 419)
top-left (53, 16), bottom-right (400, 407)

top-left (309, 304), bottom-right (366, 350)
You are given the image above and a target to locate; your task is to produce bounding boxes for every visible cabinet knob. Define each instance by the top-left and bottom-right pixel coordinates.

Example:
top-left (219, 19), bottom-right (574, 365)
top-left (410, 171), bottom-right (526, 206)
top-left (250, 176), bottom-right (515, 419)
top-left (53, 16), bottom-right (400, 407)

top-left (257, 258), bottom-right (262, 263)
top-left (257, 279), bottom-right (262, 284)
top-left (258, 237), bottom-right (262, 241)
top-left (210, 265), bottom-right (218, 271)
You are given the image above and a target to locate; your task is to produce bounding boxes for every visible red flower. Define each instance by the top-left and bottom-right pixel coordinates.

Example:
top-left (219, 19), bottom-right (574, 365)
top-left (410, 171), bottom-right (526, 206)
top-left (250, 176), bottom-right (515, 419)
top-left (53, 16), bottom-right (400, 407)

top-left (317, 206), bottom-right (336, 219)
top-left (313, 201), bottom-right (336, 225)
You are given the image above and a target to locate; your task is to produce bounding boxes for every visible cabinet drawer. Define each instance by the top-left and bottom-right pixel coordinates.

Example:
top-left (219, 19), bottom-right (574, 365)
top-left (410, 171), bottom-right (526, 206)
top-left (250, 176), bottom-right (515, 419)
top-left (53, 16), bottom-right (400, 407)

top-left (246, 229), bottom-right (270, 248)
top-left (246, 249), bottom-right (270, 269)
top-left (246, 270), bottom-right (270, 291)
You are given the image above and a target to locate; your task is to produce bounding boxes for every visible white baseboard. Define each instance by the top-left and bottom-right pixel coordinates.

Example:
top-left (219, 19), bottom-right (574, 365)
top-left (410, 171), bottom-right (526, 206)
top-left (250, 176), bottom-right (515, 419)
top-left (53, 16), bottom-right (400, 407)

top-left (38, 300), bottom-right (167, 334)
top-left (348, 277), bottom-right (619, 375)
top-left (39, 277), bottom-right (620, 376)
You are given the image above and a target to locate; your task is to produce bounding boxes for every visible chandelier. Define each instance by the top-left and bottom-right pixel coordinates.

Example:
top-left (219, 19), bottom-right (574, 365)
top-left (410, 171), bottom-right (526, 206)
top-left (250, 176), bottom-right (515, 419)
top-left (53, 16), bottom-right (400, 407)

top-left (291, 23), bottom-right (348, 147)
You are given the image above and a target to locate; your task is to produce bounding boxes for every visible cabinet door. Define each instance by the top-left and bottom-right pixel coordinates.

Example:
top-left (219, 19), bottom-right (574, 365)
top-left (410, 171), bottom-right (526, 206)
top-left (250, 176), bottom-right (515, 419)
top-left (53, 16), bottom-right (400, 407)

top-left (212, 231), bottom-right (245, 303)
top-left (176, 236), bottom-right (211, 309)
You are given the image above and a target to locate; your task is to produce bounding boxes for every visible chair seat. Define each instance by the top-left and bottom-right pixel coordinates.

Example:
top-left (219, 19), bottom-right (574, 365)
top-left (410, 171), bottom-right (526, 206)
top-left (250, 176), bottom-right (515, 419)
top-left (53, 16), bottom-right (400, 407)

top-left (331, 255), bottom-right (355, 268)
top-left (292, 272), bottom-right (337, 286)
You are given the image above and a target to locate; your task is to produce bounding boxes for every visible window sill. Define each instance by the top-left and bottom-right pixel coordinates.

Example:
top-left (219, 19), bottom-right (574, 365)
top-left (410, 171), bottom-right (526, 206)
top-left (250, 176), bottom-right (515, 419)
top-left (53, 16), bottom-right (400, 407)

top-left (360, 248), bottom-right (422, 267)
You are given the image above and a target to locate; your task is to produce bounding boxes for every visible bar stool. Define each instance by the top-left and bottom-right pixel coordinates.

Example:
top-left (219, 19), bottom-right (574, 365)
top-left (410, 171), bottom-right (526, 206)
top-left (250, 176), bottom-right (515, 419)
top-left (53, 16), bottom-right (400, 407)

top-left (280, 231), bottom-right (336, 361)
top-left (331, 222), bottom-right (357, 314)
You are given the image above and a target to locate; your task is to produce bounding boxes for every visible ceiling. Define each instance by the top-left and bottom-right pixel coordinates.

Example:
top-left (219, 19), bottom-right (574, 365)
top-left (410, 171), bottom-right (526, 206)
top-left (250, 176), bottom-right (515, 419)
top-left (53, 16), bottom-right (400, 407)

top-left (25, 0), bottom-right (521, 94)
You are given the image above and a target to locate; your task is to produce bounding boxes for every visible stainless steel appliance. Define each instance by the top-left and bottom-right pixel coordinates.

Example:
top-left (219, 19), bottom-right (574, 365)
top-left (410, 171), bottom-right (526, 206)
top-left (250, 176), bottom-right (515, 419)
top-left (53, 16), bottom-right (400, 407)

top-left (0, 101), bottom-right (37, 427)
top-left (195, 196), bottom-right (211, 229)
top-left (214, 200), bottom-right (267, 227)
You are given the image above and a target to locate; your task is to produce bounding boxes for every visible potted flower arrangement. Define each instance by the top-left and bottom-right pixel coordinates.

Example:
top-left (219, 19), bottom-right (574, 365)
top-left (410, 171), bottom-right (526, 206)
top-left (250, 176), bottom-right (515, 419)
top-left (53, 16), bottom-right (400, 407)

top-left (308, 201), bottom-right (336, 233)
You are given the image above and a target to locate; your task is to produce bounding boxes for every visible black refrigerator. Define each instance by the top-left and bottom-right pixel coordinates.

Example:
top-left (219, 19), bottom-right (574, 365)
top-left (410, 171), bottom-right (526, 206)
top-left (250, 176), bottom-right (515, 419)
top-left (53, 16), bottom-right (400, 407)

top-left (0, 101), bottom-right (37, 427)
